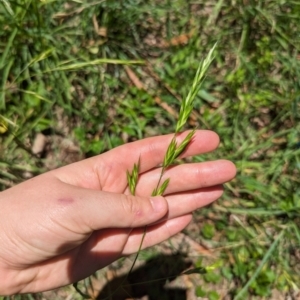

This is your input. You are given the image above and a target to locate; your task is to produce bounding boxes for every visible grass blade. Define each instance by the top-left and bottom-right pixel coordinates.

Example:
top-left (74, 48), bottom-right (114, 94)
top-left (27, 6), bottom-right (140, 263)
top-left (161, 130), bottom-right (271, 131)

top-left (234, 230), bottom-right (285, 300)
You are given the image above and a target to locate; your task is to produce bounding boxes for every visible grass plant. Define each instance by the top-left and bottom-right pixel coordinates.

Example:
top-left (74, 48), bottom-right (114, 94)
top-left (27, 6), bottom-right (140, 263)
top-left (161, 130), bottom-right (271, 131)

top-left (124, 45), bottom-right (216, 297)
top-left (1, 0), bottom-right (300, 299)
top-left (127, 43), bottom-right (217, 197)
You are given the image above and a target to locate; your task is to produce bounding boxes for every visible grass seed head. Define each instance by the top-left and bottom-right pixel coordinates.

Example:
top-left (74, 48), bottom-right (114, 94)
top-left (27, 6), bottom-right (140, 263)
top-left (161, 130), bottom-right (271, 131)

top-left (176, 43), bottom-right (217, 133)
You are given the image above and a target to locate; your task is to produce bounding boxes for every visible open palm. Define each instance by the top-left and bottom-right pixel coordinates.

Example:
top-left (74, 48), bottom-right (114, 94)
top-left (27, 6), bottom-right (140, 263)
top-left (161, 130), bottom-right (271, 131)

top-left (0, 130), bottom-right (236, 295)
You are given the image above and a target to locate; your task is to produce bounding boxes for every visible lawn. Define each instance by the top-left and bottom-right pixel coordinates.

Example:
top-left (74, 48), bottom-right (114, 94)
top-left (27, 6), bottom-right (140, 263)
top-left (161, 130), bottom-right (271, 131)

top-left (0, 1), bottom-right (300, 299)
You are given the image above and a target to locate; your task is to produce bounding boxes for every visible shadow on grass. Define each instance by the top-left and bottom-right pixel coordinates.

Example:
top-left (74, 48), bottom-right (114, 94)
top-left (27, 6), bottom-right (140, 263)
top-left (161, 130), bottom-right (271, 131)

top-left (96, 254), bottom-right (192, 300)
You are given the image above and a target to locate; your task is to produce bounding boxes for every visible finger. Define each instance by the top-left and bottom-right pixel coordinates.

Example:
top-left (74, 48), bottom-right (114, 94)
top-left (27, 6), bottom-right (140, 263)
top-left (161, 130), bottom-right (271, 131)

top-left (24, 215), bottom-right (192, 292)
top-left (102, 130), bottom-right (220, 174)
top-left (53, 130), bottom-right (219, 191)
top-left (164, 186), bottom-right (223, 220)
top-left (92, 130), bottom-right (219, 192)
top-left (58, 184), bottom-right (169, 231)
top-left (17, 229), bottom-right (132, 294)
top-left (134, 160), bottom-right (236, 196)
top-left (60, 214), bottom-right (191, 285)
top-left (122, 214), bottom-right (193, 255)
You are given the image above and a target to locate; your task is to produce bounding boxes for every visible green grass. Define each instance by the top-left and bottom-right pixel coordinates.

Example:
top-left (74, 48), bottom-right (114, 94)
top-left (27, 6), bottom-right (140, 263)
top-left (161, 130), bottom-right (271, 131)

top-left (1, 0), bottom-right (300, 299)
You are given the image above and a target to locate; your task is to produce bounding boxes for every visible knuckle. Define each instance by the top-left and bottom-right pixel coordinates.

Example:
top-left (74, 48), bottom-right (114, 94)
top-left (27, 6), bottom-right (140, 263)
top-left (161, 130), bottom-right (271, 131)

top-left (121, 194), bottom-right (145, 224)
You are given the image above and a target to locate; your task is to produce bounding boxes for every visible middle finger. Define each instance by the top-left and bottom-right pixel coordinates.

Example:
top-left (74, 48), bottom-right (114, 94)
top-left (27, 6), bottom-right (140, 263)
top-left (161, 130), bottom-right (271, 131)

top-left (134, 159), bottom-right (236, 196)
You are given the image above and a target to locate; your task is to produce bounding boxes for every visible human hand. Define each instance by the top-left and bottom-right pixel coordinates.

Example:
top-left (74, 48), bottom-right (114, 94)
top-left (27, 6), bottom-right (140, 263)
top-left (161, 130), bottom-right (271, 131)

top-left (0, 130), bottom-right (236, 295)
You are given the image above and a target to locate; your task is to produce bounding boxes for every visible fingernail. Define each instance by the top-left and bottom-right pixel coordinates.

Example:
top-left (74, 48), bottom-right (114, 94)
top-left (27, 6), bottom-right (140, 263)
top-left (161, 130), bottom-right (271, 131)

top-left (150, 196), bottom-right (166, 213)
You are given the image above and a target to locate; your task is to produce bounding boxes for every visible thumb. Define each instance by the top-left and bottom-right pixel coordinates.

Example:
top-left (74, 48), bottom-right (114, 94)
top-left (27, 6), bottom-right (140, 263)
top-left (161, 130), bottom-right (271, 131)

top-left (61, 185), bottom-right (168, 231)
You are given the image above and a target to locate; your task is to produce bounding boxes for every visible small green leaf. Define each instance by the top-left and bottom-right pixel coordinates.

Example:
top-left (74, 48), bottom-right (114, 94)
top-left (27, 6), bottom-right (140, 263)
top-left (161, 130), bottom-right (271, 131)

top-left (127, 157), bottom-right (140, 195)
top-left (205, 259), bottom-right (223, 271)
top-left (152, 178), bottom-right (170, 196)
top-left (195, 286), bottom-right (206, 297)
top-left (222, 267), bottom-right (233, 280)
top-left (151, 187), bottom-right (158, 197)
top-left (204, 272), bottom-right (221, 284)
top-left (163, 138), bottom-right (177, 167)
top-left (174, 129), bottom-right (196, 159)
top-left (201, 223), bottom-right (215, 239)
top-left (1, 0), bottom-right (14, 16)
top-left (208, 290), bottom-right (220, 300)
top-left (0, 115), bottom-right (8, 134)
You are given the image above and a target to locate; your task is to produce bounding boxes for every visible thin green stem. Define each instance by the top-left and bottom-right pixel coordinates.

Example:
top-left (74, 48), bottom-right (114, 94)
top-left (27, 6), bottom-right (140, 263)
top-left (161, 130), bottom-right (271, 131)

top-left (127, 226), bottom-right (147, 276)
top-left (98, 227), bottom-right (148, 300)
top-left (153, 166), bottom-right (165, 195)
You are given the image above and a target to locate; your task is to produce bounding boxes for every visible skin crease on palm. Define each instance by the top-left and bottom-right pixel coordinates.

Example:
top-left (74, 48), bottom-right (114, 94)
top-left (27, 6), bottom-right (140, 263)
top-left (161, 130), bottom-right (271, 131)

top-left (0, 130), bottom-right (236, 295)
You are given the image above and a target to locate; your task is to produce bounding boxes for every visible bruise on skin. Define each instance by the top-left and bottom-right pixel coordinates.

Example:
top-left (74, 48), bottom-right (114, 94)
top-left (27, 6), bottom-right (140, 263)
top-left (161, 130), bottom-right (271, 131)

top-left (57, 198), bottom-right (74, 205)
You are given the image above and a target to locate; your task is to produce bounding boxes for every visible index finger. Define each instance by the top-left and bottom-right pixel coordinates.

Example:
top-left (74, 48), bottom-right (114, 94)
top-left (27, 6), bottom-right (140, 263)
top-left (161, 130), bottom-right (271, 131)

top-left (53, 130), bottom-right (219, 190)
top-left (100, 130), bottom-right (220, 173)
